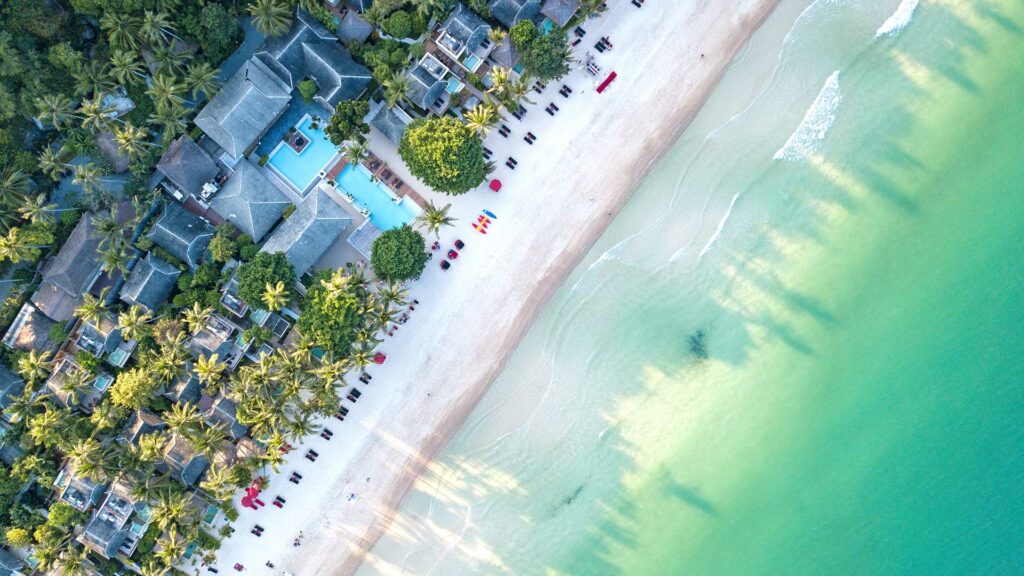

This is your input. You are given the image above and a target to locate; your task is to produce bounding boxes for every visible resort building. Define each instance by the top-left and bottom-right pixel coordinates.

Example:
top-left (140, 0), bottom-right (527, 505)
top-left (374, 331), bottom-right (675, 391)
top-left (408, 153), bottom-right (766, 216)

top-left (259, 187), bottom-right (351, 276)
top-left (31, 213), bottom-right (105, 322)
top-left (406, 53), bottom-right (453, 114)
top-left (44, 357), bottom-right (113, 412)
top-left (2, 303), bottom-right (56, 352)
top-left (541, 0), bottom-right (580, 27)
top-left (208, 159), bottom-right (292, 242)
top-left (162, 434), bottom-right (209, 486)
top-left (79, 479), bottom-right (150, 560)
top-left (55, 463), bottom-right (108, 512)
top-left (156, 136), bottom-right (221, 203)
top-left (163, 368), bottom-right (202, 405)
top-left (71, 314), bottom-right (135, 369)
top-left (488, 0), bottom-right (542, 28)
top-left (0, 365), bottom-right (24, 424)
top-left (199, 394), bottom-right (249, 441)
top-left (118, 410), bottom-right (166, 446)
top-left (0, 546), bottom-right (27, 576)
top-left (368, 103), bottom-right (413, 146)
top-left (435, 4), bottom-right (494, 74)
top-left (195, 9), bottom-right (370, 161)
top-left (146, 203), bottom-right (215, 270)
top-left (187, 315), bottom-right (246, 369)
top-left (119, 254), bottom-right (181, 313)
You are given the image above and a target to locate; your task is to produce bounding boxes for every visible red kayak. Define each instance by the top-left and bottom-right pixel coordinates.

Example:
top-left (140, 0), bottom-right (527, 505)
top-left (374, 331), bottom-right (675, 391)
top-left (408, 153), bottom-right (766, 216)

top-left (473, 223), bottom-right (487, 234)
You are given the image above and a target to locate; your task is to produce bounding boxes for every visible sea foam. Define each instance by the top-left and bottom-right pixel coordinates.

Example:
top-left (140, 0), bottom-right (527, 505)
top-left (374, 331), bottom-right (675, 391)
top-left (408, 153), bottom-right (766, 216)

top-left (875, 0), bottom-right (920, 38)
top-left (774, 70), bottom-right (842, 162)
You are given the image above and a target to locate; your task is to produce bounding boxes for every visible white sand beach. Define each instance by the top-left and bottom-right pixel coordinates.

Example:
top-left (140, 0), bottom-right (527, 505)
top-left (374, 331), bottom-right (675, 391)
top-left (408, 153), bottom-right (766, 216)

top-left (209, 1), bottom-right (781, 574)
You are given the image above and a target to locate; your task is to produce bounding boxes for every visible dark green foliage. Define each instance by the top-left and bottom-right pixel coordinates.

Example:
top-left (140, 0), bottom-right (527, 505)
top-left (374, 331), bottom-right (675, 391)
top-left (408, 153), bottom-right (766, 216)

top-left (370, 225), bottom-right (427, 281)
top-left (349, 38), bottom-right (410, 83)
top-left (74, 351), bottom-right (100, 374)
top-left (47, 321), bottom-right (69, 344)
top-left (208, 225), bottom-right (237, 263)
top-left (398, 117), bottom-right (487, 195)
top-left (324, 100), bottom-right (370, 146)
top-left (298, 79), bottom-right (319, 102)
top-left (296, 270), bottom-right (361, 356)
top-left (510, 20), bottom-right (571, 81)
top-left (236, 251), bottom-right (295, 307)
top-left (46, 502), bottom-right (82, 530)
top-left (179, 3), bottom-right (243, 64)
top-left (383, 10), bottom-right (413, 38)
top-left (171, 261), bottom-right (221, 310)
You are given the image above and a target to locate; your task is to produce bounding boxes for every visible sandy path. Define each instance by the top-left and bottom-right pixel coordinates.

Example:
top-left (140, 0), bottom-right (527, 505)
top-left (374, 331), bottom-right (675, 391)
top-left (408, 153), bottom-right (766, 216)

top-left (210, 1), bottom-right (781, 575)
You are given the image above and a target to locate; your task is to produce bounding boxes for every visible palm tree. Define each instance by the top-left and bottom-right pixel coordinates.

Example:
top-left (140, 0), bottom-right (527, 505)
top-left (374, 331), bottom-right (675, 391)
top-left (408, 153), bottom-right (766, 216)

top-left (261, 280), bottom-right (288, 312)
top-left (0, 228), bottom-right (49, 263)
top-left (183, 302), bottom-right (213, 334)
top-left (149, 102), bottom-right (189, 145)
top-left (194, 354), bottom-right (227, 394)
top-left (415, 200), bottom-right (456, 238)
top-left (4, 388), bottom-right (46, 423)
top-left (38, 146), bottom-right (75, 181)
top-left (155, 526), bottom-right (187, 567)
top-left (93, 203), bottom-right (128, 249)
top-left (147, 73), bottom-right (186, 111)
top-left (54, 544), bottom-right (91, 576)
top-left (249, 0), bottom-right (293, 37)
top-left (284, 408), bottom-right (321, 442)
top-left (487, 28), bottom-right (508, 43)
top-left (377, 281), bottom-right (410, 308)
top-left (184, 61), bottom-right (220, 99)
top-left (200, 463), bottom-right (237, 502)
top-left (152, 490), bottom-right (193, 531)
top-left (138, 559), bottom-right (170, 576)
top-left (342, 139), bottom-right (369, 168)
top-left (58, 367), bottom-right (93, 409)
top-left (503, 75), bottom-right (535, 108)
top-left (347, 343), bottom-right (374, 374)
top-left (101, 13), bottom-right (143, 50)
top-left (464, 102), bottom-right (498, 136)
top-left (114, 122), bottom-right (152, 159)
top-left (35, 94), bottom-right (77, 129)
top-left (99, 239), bottom-right (132, 275)
top-left (16, 349), bottom-right (52, 382)
top-left (190, 423), bottom-right (229, 458)
top-left (117, 305), bottom-right (154, 342)
top-left (578, 0), bottom-right (608, 19)
top-left (89, 400), bottom-right (125, 432)
top-left (0, 168), bottom-right (31, 213)
top-left (78, 96), bottom-right (116, 134)
top-left (381, 72), bottom-right (411, 108)
top-left (74, 289), bottom-right (109, 327)
top-left (411, 0), bottom-right (444, 18)
top-left (72, 60), bottom-right (115, 97)
top-left (72, 163), bottom-right (104, 194)
top-left (151, 39), bottom-right (191, 76)
top-left (141, 11), bottom-right (180, 46)
top-left (109, 49), bottom-right (147, 85)
top-left (487, 66), bottom-right (512, 99)
top-left (164, 401), bottom-right (203, 436)
top-left (19, 194), bottom-right (61, 224)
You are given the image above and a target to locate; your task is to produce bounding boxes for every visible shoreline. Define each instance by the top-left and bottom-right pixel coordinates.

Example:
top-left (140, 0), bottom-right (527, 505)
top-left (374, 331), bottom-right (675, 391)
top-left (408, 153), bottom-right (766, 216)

top-left (213, 1), bottom-right (784, 574)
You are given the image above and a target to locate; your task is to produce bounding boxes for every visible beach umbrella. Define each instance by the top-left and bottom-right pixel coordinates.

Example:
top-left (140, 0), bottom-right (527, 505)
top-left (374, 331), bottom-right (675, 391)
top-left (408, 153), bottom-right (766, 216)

top-left (489, 179), bottom-right (502, 192)
top-left (373, 352), bottom-right (387, 364)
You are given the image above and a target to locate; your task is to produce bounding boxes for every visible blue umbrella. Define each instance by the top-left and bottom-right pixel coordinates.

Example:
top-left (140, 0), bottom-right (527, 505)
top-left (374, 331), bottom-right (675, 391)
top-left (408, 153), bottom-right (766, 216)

top-left (483, 210), bottom-right (497, 219)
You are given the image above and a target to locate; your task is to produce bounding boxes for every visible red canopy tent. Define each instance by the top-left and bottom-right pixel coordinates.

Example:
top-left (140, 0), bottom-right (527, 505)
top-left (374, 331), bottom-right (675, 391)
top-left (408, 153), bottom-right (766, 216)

top-left (373, 352), bottom-right (387, 364)
top-left (489, 179), bottom-right (502, 192)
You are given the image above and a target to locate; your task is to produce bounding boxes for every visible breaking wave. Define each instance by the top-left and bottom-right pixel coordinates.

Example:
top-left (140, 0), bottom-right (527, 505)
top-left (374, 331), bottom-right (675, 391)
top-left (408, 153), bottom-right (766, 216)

top-left (774, 70), bottom-right (842, 162)
top-left (875, 0), bottom-right (920, 38)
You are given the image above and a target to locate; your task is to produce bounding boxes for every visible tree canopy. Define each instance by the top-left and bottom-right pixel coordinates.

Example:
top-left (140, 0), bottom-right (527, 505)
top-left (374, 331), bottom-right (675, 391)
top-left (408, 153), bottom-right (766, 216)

top-left (296, 270), bottom-right (362, 356)
top-left (398, 117), bottom-right (486, 195)
top-left (370, 225), bottom-right (428, 282)
top-left (324, 100), bottom-right (370, 146)
top-left (110, 366), bottom-right (160, 410)
top-left (510, 20), bottom-right (572, 81)
top-left (236, 251), bottom-right (296, 307)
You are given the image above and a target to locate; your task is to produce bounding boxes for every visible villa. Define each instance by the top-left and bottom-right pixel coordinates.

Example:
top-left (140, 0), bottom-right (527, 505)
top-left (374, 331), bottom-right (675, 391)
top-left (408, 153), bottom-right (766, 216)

top-left (406, 53), bottom-right (453, 115)
top-left (31, 213), bottom-right (106, 322)
top-left (118, 410), bottom-right (166, 446)
top-left (156, 136), bottom-right (221, 203)
top-left (0, 365), bottom-right (24, 423)
top-left (489, 0), bottom-right (542, 28)
top-left (79, 478), bottom-right (151, 560)
top-left (188, 315), bottom-right (245, 369)
top-left (435, 4), bottom-right (494, 74)
top-left (45, 358), bottom-right (113, 412)
top-left (70, 313), bottom-right (135, 369)
top-left (541, 0), bottom-right (580, 27)
top-left (199, 394), bottom-right (249, 441)
top-left (164, 368), bottom-right (202, 405)
top-left (195, 10), bottom-right (370, 161)
top-left (146, 203), bottom-right (215, 270)
top-left (119, 253), bottom-right (182, 313)
top-left (0, 546), bottom-right (26, 576)
top-left (55, 462), bottom-right (108, 512)
top-left (2, 303), bottom-right (56, 352)
top-left (208, 159), bottom-right (292, 242)
top-left (368, 103), bottom-right (413, 146)
top-left (161, 434), bottom-right (209, 486)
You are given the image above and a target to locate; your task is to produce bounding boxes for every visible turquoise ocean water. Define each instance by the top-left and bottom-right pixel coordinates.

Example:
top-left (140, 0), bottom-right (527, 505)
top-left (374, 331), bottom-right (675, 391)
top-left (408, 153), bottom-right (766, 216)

top-left (362, 1), bottom-right (1024, 574)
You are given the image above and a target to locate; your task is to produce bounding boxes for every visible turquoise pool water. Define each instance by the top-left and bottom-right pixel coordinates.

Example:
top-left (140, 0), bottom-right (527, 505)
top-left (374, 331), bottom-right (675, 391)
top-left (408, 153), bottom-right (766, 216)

top-left (267, 116), bottom-right (339, 193)
top-left (445, 77), bottom-right (464, 94)
top-left (463, 53), bottom-right (482, 71)
top-left (336, 164), bottom-right (418, 231)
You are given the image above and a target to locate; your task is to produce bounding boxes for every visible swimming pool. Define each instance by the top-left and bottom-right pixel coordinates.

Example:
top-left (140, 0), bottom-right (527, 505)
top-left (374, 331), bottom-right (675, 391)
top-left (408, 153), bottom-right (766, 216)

top-left (463, 53), bottom-right (482, 72)
top-left (267, 115), bottom-right (339, 193)
top-left (336, 164), bottom-right (419, 231)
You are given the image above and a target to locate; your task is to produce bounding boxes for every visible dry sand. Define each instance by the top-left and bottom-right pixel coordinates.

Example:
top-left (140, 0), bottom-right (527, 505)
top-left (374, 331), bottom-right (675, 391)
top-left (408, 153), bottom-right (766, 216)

top-left (209, 1), bottom-right (781, 574)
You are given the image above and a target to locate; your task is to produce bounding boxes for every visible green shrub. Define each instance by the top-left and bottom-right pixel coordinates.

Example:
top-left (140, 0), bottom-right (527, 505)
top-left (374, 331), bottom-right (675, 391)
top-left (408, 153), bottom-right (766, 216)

top-left (134, 236), bottom-right (154, 252)
top-left (298, 79), bottom-right (318, 102)
top-left (383, 10), bottom-right (412, 38)
top-left (370, 225), bottom-right (428, 281)
top-left (282, 204), bottom-right (296, 219)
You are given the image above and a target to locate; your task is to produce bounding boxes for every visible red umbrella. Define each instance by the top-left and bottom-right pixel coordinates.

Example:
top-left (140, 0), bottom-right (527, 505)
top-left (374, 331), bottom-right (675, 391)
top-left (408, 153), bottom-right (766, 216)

top-left (241, 496), bottom-right (257, 510)
top-left (373, 352), bottom-right (387, 364)
top-left (246, 486), bottom-right (260, 498)
top-left (489, 179), bottom-right (502, 192)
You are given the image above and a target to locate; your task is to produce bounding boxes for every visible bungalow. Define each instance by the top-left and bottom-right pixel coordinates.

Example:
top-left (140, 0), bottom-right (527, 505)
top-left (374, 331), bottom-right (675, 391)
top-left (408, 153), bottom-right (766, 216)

top-left (79, 479), bottom-right (149, 559)
top-left (118, 410), bottom-right (166, 446)
top-left (119, 254), bottom-right (181, 313)
top-left (1, 303), bottom-right (55, 352)
top-left (45, 358), bottom-right (112, 412)
top-left (164, 368), bottom-right (202, 405)
top-left (406, 53), bottom-right (452, 114)
top-left (208, 159), bottom-right (291, 242)
top-left (435, 4), bottom-right (494, 73)
top-left (489, 35), bottom-right (519, 69)
top-left (162, 434), bottom-right (209, 486)
top-left (488, 0), bottom-right (542, 28)
top-left (198, 394), bottom-right (249, 441)
top-left (369, 104), bottom-right (413, 146)
top-left (0, 365), bottom-right (24, 424)
top-left (31, 213), bottom-right (104, 322)
top-left (73, 314), bottom-right (134, 369)
top-left (156, 136), bottom-right (220, 202)
top-left (188, 315), bottom-right (245, 369)
top-left (259, 188), bottom-right (350, 276)
top-left (55, 462), bottom-right (108, 512)
top-left (146, 203), bottom-right (215, 270)
top-left (194, 9), bottom-right (370, 160)
top-left (541, 0), bottom-right (580, 27)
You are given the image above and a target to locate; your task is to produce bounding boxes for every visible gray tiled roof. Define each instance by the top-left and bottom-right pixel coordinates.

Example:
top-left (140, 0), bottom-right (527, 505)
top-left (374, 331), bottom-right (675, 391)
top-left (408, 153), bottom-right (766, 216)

top-left (207, 396), bottom-right (249, 440)
top-left (370, 106), bottom-right (411, 145)
top-left (350, 0), bottom-right (374, 11)
top-left (120, 410), bottom-right (165, 445)
top-left (488, 0), bottom-right (541, 27)
top-left (0, 365), bottom-right (24, 415)
top-left (442, 4), bottom-right (491, 53)
top-left (157, 136), bottom-right (218, 198)
top-left (407, 64), bottom-right (447, 110)
top-left (337, 10), bottom-right (373, 43)
top-left (2, 303), bottom-right (56, 352)
top-left (210, 160), bottom-right (291, 241)
top-left (147, 203), bottom-right (214, 270)
top-left (489, 36), bottom-right (518, 68)
top-left (163, 435), bottom-right (209, 486)
top-left (0, 547), bottom-right (26, 575)
top-left (259, 188), bottom-right (350, 274)
top-left (39, 213), bottom-right (102, 296)
top-left (541, 0), bottom-right (579, 26)
top-left (120, 254), bottom-right (181, 313)
top-left (194, 57), bottom-right (292, 159)
top-left (255, 9), bottom-right (371, 110)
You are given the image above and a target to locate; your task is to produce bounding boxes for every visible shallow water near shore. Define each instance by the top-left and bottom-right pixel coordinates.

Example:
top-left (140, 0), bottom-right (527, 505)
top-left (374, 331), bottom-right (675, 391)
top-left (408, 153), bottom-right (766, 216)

top-left (361, 0), bottom-right (1024, 574)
